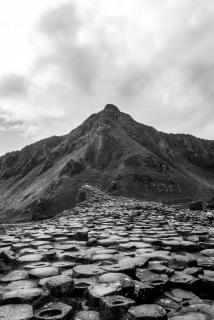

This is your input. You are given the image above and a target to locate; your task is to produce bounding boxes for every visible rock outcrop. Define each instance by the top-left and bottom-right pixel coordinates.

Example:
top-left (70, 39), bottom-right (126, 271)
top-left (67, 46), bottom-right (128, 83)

top-left (76, 185), bottom-right (111, 203)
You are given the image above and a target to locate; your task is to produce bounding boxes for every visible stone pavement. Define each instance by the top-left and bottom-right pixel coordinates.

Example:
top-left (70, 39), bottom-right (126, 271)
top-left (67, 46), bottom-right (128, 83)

top-left (0, 185), bottom-right (214, 319)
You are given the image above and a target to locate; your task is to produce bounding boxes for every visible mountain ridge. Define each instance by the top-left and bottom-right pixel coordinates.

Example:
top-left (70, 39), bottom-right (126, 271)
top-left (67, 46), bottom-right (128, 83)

top-left (1, 104), bottom-right (214, 223)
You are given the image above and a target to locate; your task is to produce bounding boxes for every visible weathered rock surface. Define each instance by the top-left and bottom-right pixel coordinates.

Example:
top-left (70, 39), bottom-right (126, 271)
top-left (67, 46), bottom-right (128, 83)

top-left (127, 304), bottom-right (167, 319)
top-left (34, 302), bottom-right (73, 320)
top-left (0, 304), bottom-right (33, 320)
top-left (0, 186), bottom-right (213, 318)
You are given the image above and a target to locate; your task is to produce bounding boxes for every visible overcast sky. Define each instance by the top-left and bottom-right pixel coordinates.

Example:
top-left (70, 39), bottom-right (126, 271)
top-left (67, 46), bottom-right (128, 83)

top-left (0, 0), bottom-right (214, 155)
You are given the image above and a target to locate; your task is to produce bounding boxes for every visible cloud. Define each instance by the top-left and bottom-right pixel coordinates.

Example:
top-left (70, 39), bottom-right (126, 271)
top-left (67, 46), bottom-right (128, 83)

top-left (113, 0), bottom-right (214, 135)
top-left (37, 2), bottom-right (100, 91)
top-left (40, 2), bottom-right (80, 37)
top-left (1, 0), bottom-right (214, 155)
top-left (0, 107), bottom-right (26, 134)
top-left (0, 74), bottom-right (29, 98)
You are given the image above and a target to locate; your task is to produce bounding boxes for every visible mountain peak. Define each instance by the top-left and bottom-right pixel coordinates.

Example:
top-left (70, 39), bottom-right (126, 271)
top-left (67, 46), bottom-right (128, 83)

top-left (103, 104), bottom-right (120, 118)
top-left (1, 104), bottom-right (214, 223)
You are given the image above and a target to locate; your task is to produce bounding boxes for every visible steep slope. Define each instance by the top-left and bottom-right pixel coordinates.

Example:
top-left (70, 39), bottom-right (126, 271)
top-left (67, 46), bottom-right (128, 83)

top-left (1, 104), bottom-right (214, 222)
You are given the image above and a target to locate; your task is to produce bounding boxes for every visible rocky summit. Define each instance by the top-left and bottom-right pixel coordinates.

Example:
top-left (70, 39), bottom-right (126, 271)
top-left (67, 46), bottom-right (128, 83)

top-left (0, 185), bottom-right (214, 319)
top-left (1, 104), bottom-right (214, 222)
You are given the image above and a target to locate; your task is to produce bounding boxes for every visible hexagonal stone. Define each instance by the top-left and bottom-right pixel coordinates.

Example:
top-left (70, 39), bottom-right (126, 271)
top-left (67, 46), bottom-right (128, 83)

top-left (73, 277), bottom-right (98, 295)
top-left (0, 304), bottom-right (33, 320)
top-left (119, 242), bottom-right (152, 251)
top-left (128, 304), bottom-right (167, 320)
top-left (1, 270), bottom-right (28, 283)
top-left (143, 250), bottom-right (171, 262)
top-left (73, 264), bottom-right (104, 278)
top-left (102, 262), bottom-right (135, 277)
top-left (39, 275), bottom-right (73, 297)
top-left (197, 256), bottom-right (214, 270)
top-left (133, 281), bottom-right (155, 303)
top-left (198, 270), bottom-right (214, 293)
top-left (165, 289), bottom-right (201, 305)
top-left (18, 254), bottom-right (43, 263)
top-left (75, 229), bottom-right (88, 241)
top-left (1, 287), bottom-right (44, 303)
top-left (160, 239), bottom-right (199, 251)
top-left (34, 302), bottom-right (73, 320)
top-left (148, 261), bottom-right (174, 276)
top-left (31, 241), bottom-right (50, 248)
top-left (86, 238), bottom-right (98, 247)
top-left (99, 273), bottom-right (134, 295)
top-left (101, 295), bottom-right (135, 313)
top-left (5, 280), bottom-right (37, 291)
top-left (200, 249), bottom-right (214, 257)
top-left (119, 257), bottom-right (148, 269)
top-left (33, 234), bottom-right (52, 241)
top-left (169, 313), bottom-right (206, 319)
top-left (19, 248), bottom-right (39, 256)
top-left (61, 269), bottom-right (74, 278)
top-left (74, 311), bottom-right (101, 320)
top-left (52, 261), bottom-right (75, 272)
top-left (12, 243), bottom-right (31, 252)
top-left (183, 267), bottom-right (203, 277)
top-left (29, 267), bottom-right (59, 279)
top-left (169, 254), bottom-right (196, 270)
top-left (136, 269), bottom-right (168, 292)
top-left (54, 244), bottom-right (78, 251)
top-left (45, 249), bottom-right (57, 260)
top-left (24, 262), bottom-right (50, 270)
top-left (155, 297), bottom-right (180, 314)
top-left (94, 248), bottom-right (118, 255)
top-left (169, 272), bottom-right (199, 290)
top-left (88, 283), bottom-right (122, 306)
top-left (91, 253), bottom-right (117, 262)
top-left (97, 239), bottom-right (117, 247)
top-left (169, 303), bottom-right (214, 320)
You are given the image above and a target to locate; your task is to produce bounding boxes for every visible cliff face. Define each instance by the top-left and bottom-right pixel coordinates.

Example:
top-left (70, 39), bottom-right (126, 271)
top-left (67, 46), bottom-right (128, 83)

top-left (1, 104), bottom-right (214, 222)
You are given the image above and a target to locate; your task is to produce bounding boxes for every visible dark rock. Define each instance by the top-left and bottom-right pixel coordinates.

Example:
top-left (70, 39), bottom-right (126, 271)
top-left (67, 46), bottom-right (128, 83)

top-left (133, 280), bottom-right (155, 303)
top-left (75, 229), bottom-right (88, 241)
top-left (99, 272), bottom-right (134, 296)
top-left (34, 302), bottom-right (73, 320)
top-left (101, 295), bottom-right (135, 318)
top-left (73, 277), bottom-right (98, 295)
top-left (88, 283), bottom-right (122, 306)
top-left (189, 200), bottom-right (204, 210)
top-left (86, 238), bottom-right (98, 247)
top-left (127, 304), bottom-right (167, 320)
top-left (136, 269), bottom-right (168, 294)
top-left (39, 275), bottom-right (74, 297)
top-left (168, 272), bottom-right (199, 290)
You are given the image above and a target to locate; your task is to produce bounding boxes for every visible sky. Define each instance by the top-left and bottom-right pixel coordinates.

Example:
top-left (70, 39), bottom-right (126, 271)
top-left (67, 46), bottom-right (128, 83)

top-left (0, 0), bottom-right (214, 155)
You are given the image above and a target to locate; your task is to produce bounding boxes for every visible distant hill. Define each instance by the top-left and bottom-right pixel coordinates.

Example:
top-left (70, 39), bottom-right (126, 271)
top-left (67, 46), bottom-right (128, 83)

top-left (1, 104), bottom-right (214, 222)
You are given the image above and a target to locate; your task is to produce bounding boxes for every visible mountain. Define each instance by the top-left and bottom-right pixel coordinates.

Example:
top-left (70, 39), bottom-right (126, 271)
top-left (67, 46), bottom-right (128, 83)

top-left (1, 104), bottom-right (214, 223)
